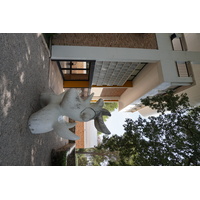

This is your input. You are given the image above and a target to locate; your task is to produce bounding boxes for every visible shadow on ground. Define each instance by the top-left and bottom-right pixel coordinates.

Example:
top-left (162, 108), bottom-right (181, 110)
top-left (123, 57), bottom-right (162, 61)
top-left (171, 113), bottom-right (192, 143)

top-left (0, 33), bottom-right (67, 166)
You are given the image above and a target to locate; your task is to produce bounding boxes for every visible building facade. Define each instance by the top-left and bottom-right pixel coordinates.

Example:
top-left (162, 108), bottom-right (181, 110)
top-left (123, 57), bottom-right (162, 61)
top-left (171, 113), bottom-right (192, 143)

top-left (50, 33), bottom-right (200, 146)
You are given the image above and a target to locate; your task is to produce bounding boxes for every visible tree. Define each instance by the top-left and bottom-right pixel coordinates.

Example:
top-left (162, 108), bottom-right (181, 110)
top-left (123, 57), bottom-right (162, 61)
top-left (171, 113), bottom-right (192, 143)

top-left (103, 102), bottom-right (118, 122)
top-left (97, 90), bottom-right (200, 166)
top-left (76, 153), bottom-right (88, 166)
top-left (76, 148), bottom-right (119, 166)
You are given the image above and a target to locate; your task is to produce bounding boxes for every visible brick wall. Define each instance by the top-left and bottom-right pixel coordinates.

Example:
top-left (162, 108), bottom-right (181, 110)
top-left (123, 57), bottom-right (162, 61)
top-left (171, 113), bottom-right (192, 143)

top-left (75, 121), bottom-right (85, 148)
top-left (52, 33), bottom-right (158, 49)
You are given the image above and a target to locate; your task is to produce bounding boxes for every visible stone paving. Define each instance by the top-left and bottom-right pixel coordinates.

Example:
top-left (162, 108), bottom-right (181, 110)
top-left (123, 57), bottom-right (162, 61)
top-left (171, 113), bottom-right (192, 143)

top-left (0, 33), bottom-right (67, 166)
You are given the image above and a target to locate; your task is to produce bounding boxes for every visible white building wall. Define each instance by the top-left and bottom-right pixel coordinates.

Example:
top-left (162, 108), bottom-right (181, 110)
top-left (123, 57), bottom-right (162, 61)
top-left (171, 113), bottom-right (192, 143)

top-left (119, 62), bottom-right (164, 111)
top-left (176, 33), bottom-right (200, 107)
top-left (51, 45), bottom-right (159, 63)
top-left (84, 121), bottom-right (97, 148)
top-left (138, 33), bottom-right (200, 117)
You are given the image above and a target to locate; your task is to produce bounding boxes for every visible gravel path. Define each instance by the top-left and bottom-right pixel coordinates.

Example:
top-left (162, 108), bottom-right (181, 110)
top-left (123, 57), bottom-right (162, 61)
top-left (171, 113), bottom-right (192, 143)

top-left (0, 33), bottom-right (68, 166)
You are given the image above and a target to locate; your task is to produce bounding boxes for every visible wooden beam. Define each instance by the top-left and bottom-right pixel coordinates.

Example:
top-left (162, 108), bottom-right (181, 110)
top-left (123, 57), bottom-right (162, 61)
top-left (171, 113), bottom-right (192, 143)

top-left (92, 80), bottom-right (133, 88)
top-left (63, 81), bottom-right (90, 88)
top-left (64, 74), bottom-right (88, 80)
top-left (91, 100), bottom-right (118, 102)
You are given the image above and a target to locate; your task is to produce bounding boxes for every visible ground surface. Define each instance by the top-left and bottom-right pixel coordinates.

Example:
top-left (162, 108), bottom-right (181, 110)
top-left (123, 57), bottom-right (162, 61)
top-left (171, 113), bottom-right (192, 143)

top-left (0, 33), bottom-right (68, 166)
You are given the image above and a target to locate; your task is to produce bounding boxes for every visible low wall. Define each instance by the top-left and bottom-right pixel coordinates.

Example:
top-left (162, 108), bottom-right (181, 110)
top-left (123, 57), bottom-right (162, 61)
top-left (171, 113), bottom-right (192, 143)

top-left (52, 33), bottom-right (158, 49)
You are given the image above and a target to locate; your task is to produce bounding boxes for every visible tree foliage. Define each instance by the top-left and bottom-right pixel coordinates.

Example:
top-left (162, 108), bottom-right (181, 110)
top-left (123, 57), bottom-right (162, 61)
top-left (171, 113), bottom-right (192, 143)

top-left (76, 153), bottom-right (88, 166)
top-left (103, 102), bottom-right (118, 122)
top-left (97, 90), bottom-right (200, 166)
top-left (76, 148), bottom-right (119, 166)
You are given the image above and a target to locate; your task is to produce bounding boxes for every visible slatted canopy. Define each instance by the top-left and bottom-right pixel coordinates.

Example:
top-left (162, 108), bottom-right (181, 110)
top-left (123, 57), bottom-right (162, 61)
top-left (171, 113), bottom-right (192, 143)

top-left (92, 61), bottom-right (147, 86)
top-left (93, 61), bottom-right (137, 86)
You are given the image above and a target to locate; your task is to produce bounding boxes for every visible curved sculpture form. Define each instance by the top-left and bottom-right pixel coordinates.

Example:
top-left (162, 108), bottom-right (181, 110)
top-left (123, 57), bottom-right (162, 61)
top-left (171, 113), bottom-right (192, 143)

top-left (28, 89), bottom-right (111, 140)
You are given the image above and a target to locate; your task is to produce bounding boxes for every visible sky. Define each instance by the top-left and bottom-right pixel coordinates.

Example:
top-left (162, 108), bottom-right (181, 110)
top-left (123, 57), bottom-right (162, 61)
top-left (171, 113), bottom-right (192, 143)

top-left (86, 109), bottom-right (142, 147)
top-left (88, 108), bottom-right (142, 146)
top-left (104, 108), bottom-right (141, 137)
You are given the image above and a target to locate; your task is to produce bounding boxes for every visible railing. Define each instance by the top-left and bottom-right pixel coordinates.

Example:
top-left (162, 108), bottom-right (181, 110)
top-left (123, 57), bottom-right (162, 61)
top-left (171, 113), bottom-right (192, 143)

top-left (176, 62), bottom-right (190, 77)
top-left (170, 34), bottom-right (192, 78)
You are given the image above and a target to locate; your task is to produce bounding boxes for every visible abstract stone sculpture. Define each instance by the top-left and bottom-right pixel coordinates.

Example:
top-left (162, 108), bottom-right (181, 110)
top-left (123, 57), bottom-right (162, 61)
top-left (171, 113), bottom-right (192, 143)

top-left (28, 89), bottom-right (111, 140)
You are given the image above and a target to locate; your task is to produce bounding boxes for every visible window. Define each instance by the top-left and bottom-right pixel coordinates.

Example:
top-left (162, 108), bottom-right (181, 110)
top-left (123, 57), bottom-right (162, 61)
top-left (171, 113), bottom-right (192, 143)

top-left (57, 61), bottom-right (91, 81)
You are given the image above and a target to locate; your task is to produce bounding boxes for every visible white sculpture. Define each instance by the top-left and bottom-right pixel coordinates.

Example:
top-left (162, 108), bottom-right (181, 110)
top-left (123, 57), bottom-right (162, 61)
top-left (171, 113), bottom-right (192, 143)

top-left (28, 89), bottom-right (111, 140)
